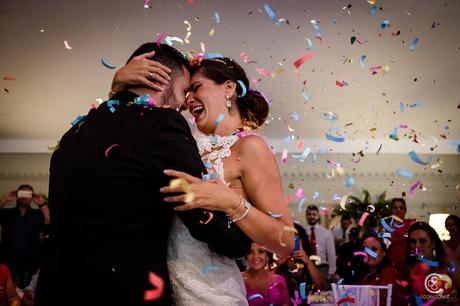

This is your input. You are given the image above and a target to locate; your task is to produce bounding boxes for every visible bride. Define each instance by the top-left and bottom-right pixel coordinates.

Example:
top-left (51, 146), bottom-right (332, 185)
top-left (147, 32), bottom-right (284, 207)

top-left (112, 52), bottom-right (294, 305)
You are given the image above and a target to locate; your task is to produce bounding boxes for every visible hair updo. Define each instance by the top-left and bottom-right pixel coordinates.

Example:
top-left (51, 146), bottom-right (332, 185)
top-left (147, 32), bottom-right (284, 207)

top-left (192, 57), bottom-right (269, 129)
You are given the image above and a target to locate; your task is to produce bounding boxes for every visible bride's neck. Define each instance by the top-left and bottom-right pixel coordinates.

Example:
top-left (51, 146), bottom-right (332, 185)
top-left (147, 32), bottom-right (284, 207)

top-left (212, 113), bottom-right (243, 136)
top-left (247, 268), bottom-right (269, 279)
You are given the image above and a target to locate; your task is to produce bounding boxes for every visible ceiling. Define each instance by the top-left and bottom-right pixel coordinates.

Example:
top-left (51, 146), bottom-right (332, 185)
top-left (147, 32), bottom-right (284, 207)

top-left (0, 0), bottom-right (459, 154)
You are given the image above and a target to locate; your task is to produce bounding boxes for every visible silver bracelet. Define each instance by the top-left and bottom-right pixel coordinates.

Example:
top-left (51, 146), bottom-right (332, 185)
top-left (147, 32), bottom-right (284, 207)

top-left (227, 198), bottom-right (251, 228)
top-left (226, 197), bottom-right (245, 218)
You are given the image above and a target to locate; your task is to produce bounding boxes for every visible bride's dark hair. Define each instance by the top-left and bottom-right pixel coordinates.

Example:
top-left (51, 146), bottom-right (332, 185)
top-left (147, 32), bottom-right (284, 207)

top-left (192, 57), bottom-right (269, 129)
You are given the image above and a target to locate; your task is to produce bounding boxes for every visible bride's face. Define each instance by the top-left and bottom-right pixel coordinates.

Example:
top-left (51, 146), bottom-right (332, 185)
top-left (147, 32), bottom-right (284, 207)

top-left (186, 72), bottom-right (228, 135)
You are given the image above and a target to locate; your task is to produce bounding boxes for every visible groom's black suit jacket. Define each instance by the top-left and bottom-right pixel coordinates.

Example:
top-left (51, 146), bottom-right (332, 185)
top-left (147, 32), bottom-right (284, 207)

top-left (35, 91), bottom-right (251, 306)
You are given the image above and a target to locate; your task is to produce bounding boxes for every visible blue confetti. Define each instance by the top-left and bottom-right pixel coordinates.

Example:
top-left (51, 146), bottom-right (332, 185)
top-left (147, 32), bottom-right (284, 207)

top-left (380, 218), bottom-right (396, 232)
top-left (410, 37), bottom-right (419, 51)
top-left (107, 100), bottom-right (119, 113)
top-left (237, 80), bottom-right (247, 97)
top-left (248, 293), bottom-right (264, 301)
top-left (381, 19), bottom-right (390, 30)
top-left (299, 282), bottom-right (307, 300)
top-left (418, 256), bottom-right (439, 267)
top-left (267, 211), bottom-right (282, 218)
top-left (301, 89), bottom-right (311, 102)
top-left (410, 101), bottom-right (422, 108)
top-left (395, 169), bottom-right (414, 179)
top-left (214, 12), bottom-right (220, 24)
top-left (263, 4), bottom-right (278, 24)
top-left (202, 265), bottom-right (220, 273)
top-left (377, 232), bottom-right (392, 239)
top-left (215, 113), bottom-right (225, 125)
top-left (365, 247), bottom-right (378, 258)
top-left (71, 115), bottom-right (86, 126)
top-left (206, 53), bottom-right (224, 59)
top-left (291, 111), bottom-right (299, 121)
top-left (448, 260), bottom-right (456, 272)
top-left (203, 161), bottom-right (213, 169)
top-left (400, 102), bottom-right (405, 112)
top-left (306, 38), bottom-right (313, 50)
top-left (202, 172), bottom-right (220, 181)
top-left (369, 5), bottom-right (377, 15)
top-left (297, 198), bottom-right (306, 212)
top-left (389, 127), bottom-right (399, 140)
top-left (101, 58), bottom-right (117, 69)
top-left (344, 176), bottom-right (354, 188)
top-left (326, 133), bottom-right (345, 143)
top-left (313, 191), bottom-right (319, 200)
top-left (359, 55), bottom-right (367, 68)
top-left (409, 151), bottom-right (432, 165)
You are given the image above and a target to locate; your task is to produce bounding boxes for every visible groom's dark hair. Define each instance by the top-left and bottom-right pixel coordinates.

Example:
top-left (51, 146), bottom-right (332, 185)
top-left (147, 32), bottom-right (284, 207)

top-left (126, 43), bottom-right (190, 80)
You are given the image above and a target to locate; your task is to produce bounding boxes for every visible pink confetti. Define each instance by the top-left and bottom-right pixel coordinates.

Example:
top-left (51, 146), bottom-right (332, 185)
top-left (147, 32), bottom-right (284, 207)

top-left (295, 188), bottom-right (304, 200)
top-left (335, 80), bottom-right (347, 87)
top-left (240, 52), bottom-right (249, 62)
top-left (281, 149), bottom-right (288, 165)
top-left (3, 76), bottom-right (15, 81)
top-left (285, 195), bottom-right (295, 203)
top-left (409, 180), bottom-right (421, 198)
top-left (255, 67), bottom-right (273, 77)
top-left (399, 124), bottom-right (408, 128)
top-left (358, 212), bottom-right (369, 227)
top-left (64, 40), bottom-right (72, 50)
top-left (199, 211), bottom-right (214, 225)
top-left (251, 78), bottom-right (260, 86)
top-left (156, 32), bottom-right (171, 48)
top-left (143, 0), bottom-right (150, 8)
top-left (353, 251), bottom-right (369, 262)
top-left (297, 140), bottom-right (304, 150)
top-left (104, 144), bottom-right (120, 158)
top-left (293, 52), bottom-right (314, 69)
top-left (338, 297), bottom-right (355, 305)
top-left (144, 272), bottom-right (164, 301)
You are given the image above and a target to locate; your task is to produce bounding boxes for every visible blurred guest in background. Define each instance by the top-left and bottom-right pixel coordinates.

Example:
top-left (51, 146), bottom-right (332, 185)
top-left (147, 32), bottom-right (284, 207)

top-left (336, 227), bottom-right (366, 284)
top-left (0, 264), bottom-right (21, 306)
top-left (332, 213), bottom-right (353, 250)
top-left (443, 215), bottom-right (460, 261)
top-left (243, 243), bottom-right (290, 306)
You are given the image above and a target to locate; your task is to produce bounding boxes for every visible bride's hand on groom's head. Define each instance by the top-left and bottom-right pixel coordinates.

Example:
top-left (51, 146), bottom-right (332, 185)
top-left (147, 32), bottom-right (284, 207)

top-left (111, 51), bottom-right (172, 93)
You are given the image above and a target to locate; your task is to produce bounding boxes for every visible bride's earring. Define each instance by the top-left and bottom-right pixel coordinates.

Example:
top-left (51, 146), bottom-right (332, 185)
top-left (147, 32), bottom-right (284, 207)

top-left (225, 95), bottom-right (232, 109)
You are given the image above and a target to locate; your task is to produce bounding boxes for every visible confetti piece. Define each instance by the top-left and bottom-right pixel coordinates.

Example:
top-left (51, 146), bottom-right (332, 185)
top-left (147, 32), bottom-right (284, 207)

top-left (214, 12), bottom-right (220, 23)
top-left (448, 261), bottom-right (456, 272)
top-left (206, 53), bottom-right (224, 59)
top-left (389, 127), bottom-right (399, 140)
top-left (203, 161), bottom-right (213, 169)
top-left (267, 211), bottom-right (282, 218)
top-left (248, 294), bottom-right (264, 301)
top-left (335, 80), bottom-right (348, 87)
top-left (326, 133), bottom-right (345, 142)
top-left (299, 282), bottom-right (307, 300)
top-left (281, 149), bottom-right (288, 165)
top-left (381, 218), bottom-right (396, 232)
top-left (358, 212), bottom-right (369, 227)
top-left (263, 4), bottom-right (278, 24)
top-left (64, 40), bottom-right (72, 50)
top-left (359, 55), bottom-right (367, 68)
top-left (201, 172), bottom-right (220, 181)
top-left (237, 80), bottom-right (247, 97)
top-left (278, 226), bottom-right (297, 247)
top-left (339, 194), bottom-right (349, 210)
top-left (184, 32), bottom-right (191, 44)
top-left (301, 89), bottom-right (311, 102)
top-left (395, 169), bottom-right (414, 179)
top-left (381, 19), bottom-right (390, 30)
top-left (353, 251), bottom-right (369, 262)
top-left (409, 180), bottom-right (421, 198)
top-left (2, 76), bottom-right (15, 81)
top-left (369, 5), bottom-right (377, 15)
top-left (104, 144), bottom-right (120, 158)
top-left (208, 28), bottom-right (215, 36)
top-left (377, 232), bottom-right (391, 239)
top-left (165, 36), bottom-right (184, 46)
top-left (169, 178), bottom-right (194, 203)
top-left (107, 99), bottom-right (120, 113)
top-left (365, 247), bottom-right (378, 258)
top-left (296, 147), bottom-right (311, 162)
top-left (410, 37), bottom-right (419, 51)
top-left (143, 0), bottom-right (150, 8)
top-left (215, 113), bottom-right (225, 124)
top-left (310, 19), bottom-right (322, 39)
top-left (297, 140), bottom-right (304, 150)
top-left (156, 32), bottom-right (171, 48)
top-left (295, 188), bottom-right (304, 199)
top-left (71, 115), bottom-right (86, 126)
top-left (255, 67), bottom-right (273, 77)
top-left (202, 265), bottom-right (220, 273)
top-left (144, 272), bottom-right (164, 301)
top-left (293, 52), bottom-right (314, 69)
top-left (418, 256), bottom-right (439, 267)
top-left (306, 38), bottom-right (313, 50)
top-left (101, 59), bottom-right (116, 69)
top-left (297, 198), bottom-right (306, 212)
top-left (344, 176), bottom-right (354, 188)
top-left (313, 191), bottom-right (319, 200)
top-left (367, 205), bottom-right (375, 213)
top-left (409, 151), bottom-right (432, 165)
top-left (309, 255), bottom-right (321, 265)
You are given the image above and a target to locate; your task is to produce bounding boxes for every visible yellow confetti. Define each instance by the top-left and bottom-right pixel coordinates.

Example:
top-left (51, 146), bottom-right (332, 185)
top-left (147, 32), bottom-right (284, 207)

top-left (184, 20), bottom-right (192, 31)
top-left (208, 28), bottom-right (215, 36)
top-left (184, 32), bottom-right (192, 44)
top-left (169, 178), bottom-right (195, 203)
top-left (278, 226), bottom-right (297, 247)
top-left (309, 255), bottom-right (321, 265)
top-left (367, 0), bottom-right (377, 5)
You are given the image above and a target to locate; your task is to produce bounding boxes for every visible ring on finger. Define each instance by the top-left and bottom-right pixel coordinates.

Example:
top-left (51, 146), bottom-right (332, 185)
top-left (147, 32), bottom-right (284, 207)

top-left (149, 72), bottom-right (153, 78)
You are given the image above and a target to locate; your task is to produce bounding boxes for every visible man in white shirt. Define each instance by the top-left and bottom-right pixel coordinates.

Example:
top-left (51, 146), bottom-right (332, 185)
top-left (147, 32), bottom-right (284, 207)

top-left (332, 213), bottom-right (353, 250)
top-left (306, 205), bottom-right (336, 282)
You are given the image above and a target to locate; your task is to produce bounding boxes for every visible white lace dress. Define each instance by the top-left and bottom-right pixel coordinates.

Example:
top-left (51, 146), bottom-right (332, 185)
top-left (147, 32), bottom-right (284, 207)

top-left (167, 131), bottom-right (249, 306)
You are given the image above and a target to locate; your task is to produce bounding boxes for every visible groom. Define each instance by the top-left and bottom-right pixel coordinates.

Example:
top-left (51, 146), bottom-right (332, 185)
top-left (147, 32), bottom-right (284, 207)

top-left (35, 43), bottom-right (251, 306)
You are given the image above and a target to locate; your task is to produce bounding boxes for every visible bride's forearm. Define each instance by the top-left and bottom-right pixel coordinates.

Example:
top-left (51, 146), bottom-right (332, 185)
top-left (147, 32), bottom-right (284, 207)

top-left (231, 204), bottom-right (295, 257)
